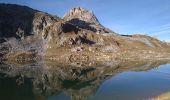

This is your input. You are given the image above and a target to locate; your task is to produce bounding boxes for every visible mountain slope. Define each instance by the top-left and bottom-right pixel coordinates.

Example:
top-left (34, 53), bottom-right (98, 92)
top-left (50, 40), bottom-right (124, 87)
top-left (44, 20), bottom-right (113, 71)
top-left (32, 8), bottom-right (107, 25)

top-left (0, 4), bottom-right (169, 62)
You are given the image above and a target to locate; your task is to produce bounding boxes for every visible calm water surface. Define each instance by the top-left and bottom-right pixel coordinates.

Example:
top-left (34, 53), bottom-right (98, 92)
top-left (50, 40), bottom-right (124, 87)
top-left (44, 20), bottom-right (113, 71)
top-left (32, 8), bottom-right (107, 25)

top-left (0, 62), bottom-right (170, 100)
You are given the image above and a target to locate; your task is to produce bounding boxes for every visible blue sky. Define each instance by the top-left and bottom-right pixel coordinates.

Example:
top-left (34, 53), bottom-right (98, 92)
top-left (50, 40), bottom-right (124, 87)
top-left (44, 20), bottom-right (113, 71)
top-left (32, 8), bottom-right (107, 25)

top-left (0, 0), bottom-right (170, 42)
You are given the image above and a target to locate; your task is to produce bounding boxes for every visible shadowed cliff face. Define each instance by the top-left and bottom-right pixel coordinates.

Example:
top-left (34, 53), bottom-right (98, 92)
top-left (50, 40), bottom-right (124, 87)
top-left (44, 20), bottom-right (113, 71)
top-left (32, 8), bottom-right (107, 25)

top-left (0, 4), bottom-right (37, 38)
top-left (66, 18), bottom-right (97, 32)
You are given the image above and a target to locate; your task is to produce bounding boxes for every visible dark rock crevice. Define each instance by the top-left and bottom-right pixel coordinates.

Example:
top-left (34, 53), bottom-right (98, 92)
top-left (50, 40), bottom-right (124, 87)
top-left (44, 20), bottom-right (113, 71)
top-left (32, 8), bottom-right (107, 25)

top-left (62, 22), bottom-right (80, 34)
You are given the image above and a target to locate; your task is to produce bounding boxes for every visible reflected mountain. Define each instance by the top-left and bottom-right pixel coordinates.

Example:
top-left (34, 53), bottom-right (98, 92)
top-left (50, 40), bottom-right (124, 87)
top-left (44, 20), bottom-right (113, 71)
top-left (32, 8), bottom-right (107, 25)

top-left (0, 60), bottom-right (170, 100)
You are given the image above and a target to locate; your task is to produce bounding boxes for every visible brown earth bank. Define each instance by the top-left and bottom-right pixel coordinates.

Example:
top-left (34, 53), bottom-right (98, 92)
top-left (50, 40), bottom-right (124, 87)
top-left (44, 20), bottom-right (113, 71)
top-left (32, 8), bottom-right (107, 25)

top-left (0, 4), bottom-right (170, 62)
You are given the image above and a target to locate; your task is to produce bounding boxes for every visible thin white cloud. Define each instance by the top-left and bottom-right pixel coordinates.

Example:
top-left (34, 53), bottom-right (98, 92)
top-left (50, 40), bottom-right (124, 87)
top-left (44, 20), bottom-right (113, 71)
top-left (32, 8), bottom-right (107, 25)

top-left (152, 30), bottom-right (170, 36)
top-left (159, 24), bottom-right (170, 28)
top-left (148, 23), bottom-right (170, 36)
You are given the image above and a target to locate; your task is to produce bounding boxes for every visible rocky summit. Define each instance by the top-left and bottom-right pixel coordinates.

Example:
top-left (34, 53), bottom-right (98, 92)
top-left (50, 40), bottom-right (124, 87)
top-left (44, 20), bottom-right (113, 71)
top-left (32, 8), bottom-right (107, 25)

top-left (64, 7), bottom-right (114, 34)
top-left (0, 4), bottom-right (170, 63)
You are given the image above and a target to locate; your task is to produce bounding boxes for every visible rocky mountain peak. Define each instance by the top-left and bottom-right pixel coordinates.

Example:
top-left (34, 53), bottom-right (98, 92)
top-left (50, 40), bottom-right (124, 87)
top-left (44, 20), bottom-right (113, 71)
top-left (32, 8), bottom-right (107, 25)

top-left (64, 7), bottom-right (100, 25)
top-left (64, 7), bottom-right (114, 34)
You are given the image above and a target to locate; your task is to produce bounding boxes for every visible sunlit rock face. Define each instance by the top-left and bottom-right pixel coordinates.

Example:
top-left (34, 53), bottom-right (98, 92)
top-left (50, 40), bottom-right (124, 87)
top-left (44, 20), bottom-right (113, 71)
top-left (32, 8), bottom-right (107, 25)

top-left (64, 7), bottom-right (101, 26)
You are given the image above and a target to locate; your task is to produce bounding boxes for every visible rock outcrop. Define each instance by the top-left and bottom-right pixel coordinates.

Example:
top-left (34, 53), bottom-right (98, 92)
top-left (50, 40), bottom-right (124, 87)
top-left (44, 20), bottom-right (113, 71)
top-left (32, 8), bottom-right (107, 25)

top-left (64, 7), bottom-right (115, 34)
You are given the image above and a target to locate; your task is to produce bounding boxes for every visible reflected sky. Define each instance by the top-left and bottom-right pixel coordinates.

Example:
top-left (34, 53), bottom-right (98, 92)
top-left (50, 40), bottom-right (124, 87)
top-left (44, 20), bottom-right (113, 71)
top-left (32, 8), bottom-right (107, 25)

top-left (92, 66), bottom-right (170, 100)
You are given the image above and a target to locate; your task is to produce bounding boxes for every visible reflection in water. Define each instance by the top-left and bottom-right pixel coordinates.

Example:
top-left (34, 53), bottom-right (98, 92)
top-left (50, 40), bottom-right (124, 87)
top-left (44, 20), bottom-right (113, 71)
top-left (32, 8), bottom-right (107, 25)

top-left (0, 60), bottom-right (170, 100)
